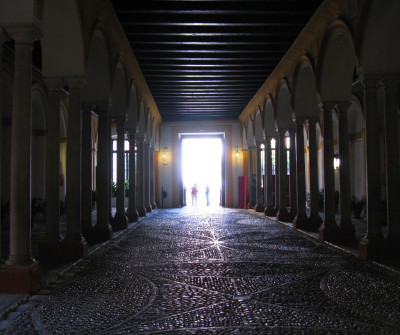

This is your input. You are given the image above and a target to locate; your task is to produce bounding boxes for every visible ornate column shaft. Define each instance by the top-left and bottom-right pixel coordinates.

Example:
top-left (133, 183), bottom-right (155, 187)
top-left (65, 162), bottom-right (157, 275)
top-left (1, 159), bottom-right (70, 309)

top-left (319, 102), bottom-right (340, 241)
top-left (126, 129), bottom-right (139, 222)
top-left (81, 103), bottom-right (93, 236)
top-left (150, 146), bottom-right (157, 209)
top-left (274, 137), bottom-right (280, 213)
top-left (276, 129), bottom-right (290, 221)
top-left (264, 137), bottom-right (275, 216)
top-left (294, 119), bottom-right (308, 228)
top-left (255, 142), bottom-right (264, 212)
top-left (63, 78), bottom-right (88, 261)
top-left (308, 119), bottom-right (322, 229)
top-left (6, 25), bottom-right (40, 268)
top-left (113, 116), bottom-right (128, 230)
top-left (288, 128), bottom-right (297, 219)
top-left (94, 106), bottom-right (112, 241)
top-left (337, 101), bottom-right (355, 240)
top-left (144, 142), bottom-right (152, 212)
top-left (42, 79), bottom-right (63, 243)
top-left (136, 137), bottom-right (146, 216)
top-left (383, 79), bottom-right (400, 246)
top-left (0, 29), bottom-right (8, 262)
top-left (247, 146), bottom-right (254, 208)
top-left (358, 78), bottom-right (385, 259)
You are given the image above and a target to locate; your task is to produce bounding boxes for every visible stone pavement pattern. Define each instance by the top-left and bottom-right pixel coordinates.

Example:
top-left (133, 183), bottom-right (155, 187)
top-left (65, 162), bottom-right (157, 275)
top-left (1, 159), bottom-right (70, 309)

top-left (2, 207), bottom-right (400, 334)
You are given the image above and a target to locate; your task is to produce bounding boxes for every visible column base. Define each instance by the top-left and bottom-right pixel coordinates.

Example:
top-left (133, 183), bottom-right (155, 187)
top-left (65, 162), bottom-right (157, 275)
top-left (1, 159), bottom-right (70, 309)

top-left (112, 212), bottom-right (128, 231)
top-left (127, 209), bottom-right (139, 222)
top-left (264, 206), bottom-right (276, 217)
top-left (276, 208), bottom-right (292, 222)
top-left (255, 203), bottom-right (264, 213)
top-left (358, 237), bottom-right (386, 260)
top-left (137, 206), bottom-right (147, 217)
top-left (61, 239), bottom-right (88, 264)
top-left (152, 202), bottom-right (157, 210)
top-left (247, 202), bottom-right (254, 210)
top-left (318, 223), bottom-right (340, 242)
top-left (38, 239), bottom-right (64, 267)
top-left (91, 225), bottom-right (113, 243)
top-left (0, 263), bottom-right (41, 294)
top-left (293, 213), bottom-right (309, 230)
top-left (308, 212), bottom-right (323, 231)
top-left (146, 205), bottom-right (153, 213)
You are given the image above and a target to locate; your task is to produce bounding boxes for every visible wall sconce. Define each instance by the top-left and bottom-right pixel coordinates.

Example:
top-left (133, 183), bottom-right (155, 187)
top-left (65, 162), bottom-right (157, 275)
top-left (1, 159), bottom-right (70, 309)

top-left (162, 147), bottom-right (168, 166)
top-left (235, 145), bottom-right (240, 158)
top-left (333, 153), bottom-right (340, 170)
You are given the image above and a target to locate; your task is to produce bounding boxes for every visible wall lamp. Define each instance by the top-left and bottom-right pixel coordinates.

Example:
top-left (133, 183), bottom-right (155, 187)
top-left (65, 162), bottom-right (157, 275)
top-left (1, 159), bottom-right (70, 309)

top-left (333, 153), bottom-right (340, 170)
top-left (235, 145), bottom-right (240, 158)
top-left (162, 147), bottom-right (168, 166)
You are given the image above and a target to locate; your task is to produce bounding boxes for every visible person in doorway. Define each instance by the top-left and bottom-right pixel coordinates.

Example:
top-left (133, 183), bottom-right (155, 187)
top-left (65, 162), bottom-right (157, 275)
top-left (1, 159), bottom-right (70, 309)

top-left (191, 184), bottom-right (198, 206)
top-left (205, 185), bottom-right (210, 206)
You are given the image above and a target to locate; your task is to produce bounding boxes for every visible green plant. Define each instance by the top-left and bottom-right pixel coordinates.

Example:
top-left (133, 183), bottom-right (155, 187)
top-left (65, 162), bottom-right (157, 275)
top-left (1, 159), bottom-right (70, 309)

top-left (125, 179), bottom-right (129, 196)
top-left (111, 180), bottom-right (117, 197)
top-left (351, 196), bottom-right (365, 219)
top-left (319, 189), bottom-right (324, 211)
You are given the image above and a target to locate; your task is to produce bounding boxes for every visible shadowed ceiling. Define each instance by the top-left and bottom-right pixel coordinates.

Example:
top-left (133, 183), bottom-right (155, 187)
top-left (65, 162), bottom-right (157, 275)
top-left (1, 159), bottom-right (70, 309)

top-left (110, 0), bottom-right (323, 122)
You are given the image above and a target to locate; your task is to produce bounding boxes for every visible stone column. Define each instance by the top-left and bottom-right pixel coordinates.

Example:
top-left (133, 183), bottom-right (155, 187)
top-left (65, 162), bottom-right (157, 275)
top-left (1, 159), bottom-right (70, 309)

top-left (359, 78), bottom-right (385, 259)
top-left (293, 119), bottom-right (309, 228)
top-left (337, 101), bottom-right (355, 241)
top-left (81, 103), bottom-right (93, 239)
top-left (383, 79), bottom-right (400, 250)
top-left (288, 128), bottom-right (297, 219)
top-left (276, 130), bottom-right (291, 221)
top-left (144, 142), bottom-right (152, 212)
top-left (5, 25), bottom-right (40, 268)
top-left (113, 116), bottom-right (128, 230)
top-left (308, 118), bottom-right (322, 230)
top-left (126, 129), bottom-right (139, 222)
top-left (0, 29), bottom-right (8, 263)
top-left (255, 142), bottom-right (264, 212)
top-left (0, 24), bottom-right (42, 294)
top-left (247, 146), bottom-right (255, 209)
top-left (62, 77), bottom-right (88, 262)
top-left (38, 78), bottom-right (63, 264)
top-left (264, 137), bottom-right (275, 216)
top-left (319, 103), bottom-right (340, 241)
top-left (150, 146), bottom-right (157, 209)
top-left (273, 138), bottom-right (280, 214)
top-left (94, 107), bottom-right (113, 241)
top-left (136, 137), bottom-right (146, 216)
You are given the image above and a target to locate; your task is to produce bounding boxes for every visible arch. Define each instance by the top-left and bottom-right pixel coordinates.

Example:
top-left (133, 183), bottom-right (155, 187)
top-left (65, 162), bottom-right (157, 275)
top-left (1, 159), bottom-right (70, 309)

top-left (110, 60), bottom-right (128, 118)
top-left (126, 81), bottom-right (138, 131)
top-left (246, 117), bottom-right (255, 148)
top-left (360, 0), bottom-right (400, 74)
top-left (254, 109), bottom-right (265, 143)
top-left (348, 96), bottom-right (365, 135)
top-left (41, 0), bottom-right (85, 77)
top-left (136, 100), bottom-right (146, 138)
top-left (275, 80), bottom-right (295, 129)
top-left (317, 22), bottom-right (357, 102)
top-left (31, 84), bottom-right (47, 200)
top-left (82, 27), bottom-right (112, 104)
top-left (263, 96), bottom-right (278, 138)
top-left (292, 57), bottom-right (320, 119)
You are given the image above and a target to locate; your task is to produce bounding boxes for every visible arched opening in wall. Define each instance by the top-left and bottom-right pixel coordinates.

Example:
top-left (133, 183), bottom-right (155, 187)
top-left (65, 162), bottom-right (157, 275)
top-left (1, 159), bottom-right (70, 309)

top-left (181, 135), bottom-right (223, 207)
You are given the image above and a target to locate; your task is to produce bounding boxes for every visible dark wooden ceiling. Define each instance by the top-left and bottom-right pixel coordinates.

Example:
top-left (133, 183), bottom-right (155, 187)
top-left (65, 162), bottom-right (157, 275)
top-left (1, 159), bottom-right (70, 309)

top-left (110, 0), bottom-right (323, 122)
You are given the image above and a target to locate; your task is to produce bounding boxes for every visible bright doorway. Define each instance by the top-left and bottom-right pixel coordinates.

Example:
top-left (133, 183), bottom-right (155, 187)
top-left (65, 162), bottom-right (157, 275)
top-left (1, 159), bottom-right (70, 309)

top-left (181, 136), bottom-right (223, 207)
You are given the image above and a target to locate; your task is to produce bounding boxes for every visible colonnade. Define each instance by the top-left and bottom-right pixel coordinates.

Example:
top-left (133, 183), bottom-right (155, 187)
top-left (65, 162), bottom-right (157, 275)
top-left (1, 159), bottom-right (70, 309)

top-left (0, 24), bottom-right (157, 292)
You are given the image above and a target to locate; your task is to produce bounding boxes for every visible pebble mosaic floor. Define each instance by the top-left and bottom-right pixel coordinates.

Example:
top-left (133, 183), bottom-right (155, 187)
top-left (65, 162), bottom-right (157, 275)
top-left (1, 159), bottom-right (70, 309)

top-left (2, 207), bottom-right (400, 334)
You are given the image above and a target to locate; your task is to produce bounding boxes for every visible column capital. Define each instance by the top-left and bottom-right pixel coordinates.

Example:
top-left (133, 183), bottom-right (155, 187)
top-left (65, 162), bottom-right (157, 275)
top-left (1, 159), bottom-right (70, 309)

top-left (136, 136), bottom-right (145, 144)
top-left (294, 117), bottom-right (306, 126)
top-left (93, 100), bottom-right (110, 114)
top-left (336, 101), bottom-right (352, 114)
top-left (126, 127), bottom-right (137, 137)
top-left (81, 102), bottom-right (95, 114)
top-left (276, 127), bottom-right (288, 137)
top-left (6, 22), bottom-right (41, 44)
top-left (115, 115), bottom-right (126, 125)
top-left (321, 101), bottom-right (337, 113)
top-left (43, 77), bottom-right (63, 92)
top-left (64, 76), bottom-right (87, 90)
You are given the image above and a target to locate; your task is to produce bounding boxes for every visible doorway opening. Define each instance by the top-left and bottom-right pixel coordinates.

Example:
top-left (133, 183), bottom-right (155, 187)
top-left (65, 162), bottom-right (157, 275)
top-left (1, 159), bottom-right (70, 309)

top-left (181, 136), bottom-right (223, 207)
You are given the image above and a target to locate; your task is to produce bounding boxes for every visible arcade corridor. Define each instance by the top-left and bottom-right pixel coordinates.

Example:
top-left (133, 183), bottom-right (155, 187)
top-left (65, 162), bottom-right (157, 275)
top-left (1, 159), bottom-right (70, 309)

top-left (1, 208), bottom-right (399, 334)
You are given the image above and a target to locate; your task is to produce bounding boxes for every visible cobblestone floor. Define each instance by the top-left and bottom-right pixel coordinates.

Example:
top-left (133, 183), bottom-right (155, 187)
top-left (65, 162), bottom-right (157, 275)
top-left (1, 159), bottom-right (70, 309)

top-left (2, 207), bottom-right (400, 334)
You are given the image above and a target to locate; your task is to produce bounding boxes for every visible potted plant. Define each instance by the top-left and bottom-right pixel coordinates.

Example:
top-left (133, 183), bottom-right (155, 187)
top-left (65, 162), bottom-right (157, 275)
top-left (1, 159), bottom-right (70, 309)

top-left (351, 196), bottom-right (365, 219)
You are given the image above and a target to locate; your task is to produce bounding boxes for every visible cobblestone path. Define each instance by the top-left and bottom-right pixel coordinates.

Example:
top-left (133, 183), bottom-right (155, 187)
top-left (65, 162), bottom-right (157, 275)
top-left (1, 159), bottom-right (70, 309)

top-left (3, 207), bottom-right (400, 334)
